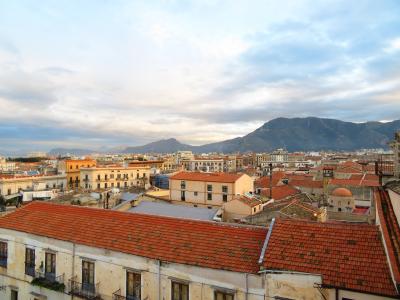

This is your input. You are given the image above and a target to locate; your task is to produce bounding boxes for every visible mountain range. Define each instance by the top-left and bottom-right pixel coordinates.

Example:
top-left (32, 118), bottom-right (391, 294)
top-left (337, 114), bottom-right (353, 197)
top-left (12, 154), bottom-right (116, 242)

top-left (48, 117), bottom-right (400, 155)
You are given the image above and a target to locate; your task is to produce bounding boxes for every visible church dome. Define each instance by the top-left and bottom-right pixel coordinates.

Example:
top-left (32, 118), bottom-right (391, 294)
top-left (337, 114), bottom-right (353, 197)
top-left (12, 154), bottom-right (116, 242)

top-left (331, 187), bottom-right (353, 197)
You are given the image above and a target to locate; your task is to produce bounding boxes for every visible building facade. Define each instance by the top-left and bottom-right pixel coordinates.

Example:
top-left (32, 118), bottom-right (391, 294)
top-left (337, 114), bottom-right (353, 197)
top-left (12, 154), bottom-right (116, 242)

top-left (58, 159), bottom-right (97, 189)
top-left (80, 166), bottom-right (151, 191)
top-left (169, 172), bottom-right (254, 207)
top-left (390, 131), bottom-right (400, 179)
top-left (0, 174), bottom-right (67, 198)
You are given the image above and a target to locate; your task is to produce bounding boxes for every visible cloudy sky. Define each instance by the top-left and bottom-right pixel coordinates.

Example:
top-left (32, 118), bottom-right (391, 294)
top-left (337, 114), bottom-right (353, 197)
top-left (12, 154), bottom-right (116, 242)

top-left (0, 0), bottom-right (400, 154)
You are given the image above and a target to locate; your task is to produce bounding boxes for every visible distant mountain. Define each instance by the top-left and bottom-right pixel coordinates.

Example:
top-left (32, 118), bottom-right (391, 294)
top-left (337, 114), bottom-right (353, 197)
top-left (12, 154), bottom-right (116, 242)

top-left (48, 117), bottom-right (400, 155)
top-left (122, 138), bottom-right (192, 153)
top-left (48, 148), bottom-right (95, 156)
top-left (120, 117), bottom-right (400, 153)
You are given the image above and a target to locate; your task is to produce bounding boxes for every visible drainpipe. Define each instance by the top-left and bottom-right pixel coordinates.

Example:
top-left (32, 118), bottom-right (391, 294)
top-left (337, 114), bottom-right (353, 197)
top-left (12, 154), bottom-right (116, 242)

top-left (158, 260), bottom-right (161, 300)
top-left (335, 288), bottom-right (339, 300)
top-left (71, 242), bottom-right (76, 300)
top-left (245, 273), bottom-right (249, 300)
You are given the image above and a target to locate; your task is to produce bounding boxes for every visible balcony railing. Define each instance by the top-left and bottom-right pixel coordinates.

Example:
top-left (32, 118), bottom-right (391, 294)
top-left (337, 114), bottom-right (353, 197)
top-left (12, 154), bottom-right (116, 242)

top-left (31, 271), bottom-right (65, 292)
top-left (112, 289), bottom-right (139, 300)
top-left (69, 277), bottom-right (101, 300)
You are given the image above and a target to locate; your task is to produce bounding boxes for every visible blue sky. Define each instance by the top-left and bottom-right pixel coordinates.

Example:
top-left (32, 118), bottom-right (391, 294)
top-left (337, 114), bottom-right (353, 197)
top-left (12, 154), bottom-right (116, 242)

top-left (0, 0), bottom-right (400, 154)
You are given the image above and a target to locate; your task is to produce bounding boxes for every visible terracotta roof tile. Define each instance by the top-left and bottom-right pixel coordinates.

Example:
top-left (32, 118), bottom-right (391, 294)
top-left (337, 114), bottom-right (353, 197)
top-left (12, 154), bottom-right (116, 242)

top-left (263, 219), bottom-right (398, 297)
top-left (233, 195), bottom-right (262, 207)
top-left (170, 171), bottom-right (244, 183)
top-left (290, 179), bottom-right (323, 188)
top-left (255, 171), bottom-right (285, 188)
top-left (261, 185), bottom-right (300, 200)
top-left (0, 202), bottom-right (267, 274)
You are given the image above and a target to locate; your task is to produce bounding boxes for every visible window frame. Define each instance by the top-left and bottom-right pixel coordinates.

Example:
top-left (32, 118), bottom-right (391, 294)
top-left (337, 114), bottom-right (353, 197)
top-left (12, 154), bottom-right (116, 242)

top-left (0, 241), bottom-right (7, 268)
top-left (126, 270), bottom-right (141, 300)
top-left (25, 247), bottom-right (35, 276)
top-left (171, 281), bottom-right (189, 300)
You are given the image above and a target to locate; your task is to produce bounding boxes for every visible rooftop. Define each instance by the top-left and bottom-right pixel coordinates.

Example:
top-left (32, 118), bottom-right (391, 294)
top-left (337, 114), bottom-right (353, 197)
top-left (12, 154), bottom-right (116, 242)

top-left (0, 202), bottom-right (266, 274)
top-left (169, 171), bottom-right (244, 183)
top-left (263, 218), bottom-right (398, 297)
top-left (128, 201), bottom-right (218, 221)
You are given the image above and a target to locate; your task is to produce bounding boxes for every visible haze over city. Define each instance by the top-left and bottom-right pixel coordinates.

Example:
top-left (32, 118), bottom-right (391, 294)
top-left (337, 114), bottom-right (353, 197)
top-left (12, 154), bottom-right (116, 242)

top-left (1, 0), bottom-right (400, 154)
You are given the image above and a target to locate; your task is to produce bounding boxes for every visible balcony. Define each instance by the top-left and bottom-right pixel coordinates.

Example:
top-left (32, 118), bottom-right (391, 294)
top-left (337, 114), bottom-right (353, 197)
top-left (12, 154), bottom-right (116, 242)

top-left (31, 271), bottom-right (65, 292)
top-left (69, 277), bottom-right (101, 299)
top-left (112, 289), bottom-right (139, 300)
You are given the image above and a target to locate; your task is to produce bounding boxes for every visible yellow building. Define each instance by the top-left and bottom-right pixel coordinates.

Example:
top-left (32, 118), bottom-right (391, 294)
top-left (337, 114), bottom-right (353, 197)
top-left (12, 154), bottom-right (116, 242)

top-left (58, 159), bottom-right (97, 188)
top-left (80, 165), bottom-right (151, 190)
top-left (169, 172), bottom-right (254, 207)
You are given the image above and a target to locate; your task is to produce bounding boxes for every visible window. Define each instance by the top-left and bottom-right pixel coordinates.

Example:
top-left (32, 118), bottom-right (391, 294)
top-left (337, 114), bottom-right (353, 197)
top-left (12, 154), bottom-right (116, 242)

top-left (105, 183), bottom-right (108, 189)
top-left (45, 252), bottom-right (56, 281)
top-left (11, 290), bottom-right (18, 300)
top-left (110, 174), bottom-right (114, 179)
top-left (137, 173), bottom-right (139, 179)
top-left (82, 261), bottom-right (95, 293)
top-left (222, 186), bottom-right (228, 193)
top-left (97, 175), bottom-right (101, 180)
top-left (181, 191), bottom-right (186, 201)
top-left (207, 184), bottom-right (212, 192)
top-left (180, 181), bottom-right (186, 189)
top-left (207, 193), bottom-right (212, 201)
top-left (0, 241), bottom-right (7, 268)
top-left (126, 271), bottom-right (141, 300)
top-left (215, 291), bottom-right (234, 300)
top-left (25, 248), bottom-right (35, 276)
top-left (97, 183), bottom-right (100, 189)
top-left (194, 191), bottom-right (198, 196)
top-left (223, 194), bottom-right (228, 202)
top-left (7, 189), bottom-right (11, 195)
top-left (172, 282), bottom-right (189, 300)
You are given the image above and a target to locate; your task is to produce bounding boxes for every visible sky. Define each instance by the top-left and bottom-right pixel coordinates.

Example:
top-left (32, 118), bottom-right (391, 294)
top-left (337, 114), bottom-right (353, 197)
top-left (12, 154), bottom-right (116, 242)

top-left (0, 0), bottom-right (400, 154)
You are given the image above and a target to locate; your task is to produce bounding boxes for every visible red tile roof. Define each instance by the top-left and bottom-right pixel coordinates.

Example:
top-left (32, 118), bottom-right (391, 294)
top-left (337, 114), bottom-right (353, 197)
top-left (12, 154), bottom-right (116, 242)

top-left (233, 195), bottom-right (262, 207)
top-left (290, 179), bottom-right (323, 189)
top-left (375, 188), bottom-right (400, 288)
top-left (0, 202), bottom-right (267, 274)
top-left (262, 219), bottom-right (398, 297)
top-left (261, 185), bottom-right (300, 200)
top-left (170, 171), bottom-right (244, 183)
top-left (329, 177), bottom-right (380, 187)
top-left (255, 171), bottom-right (285, 188)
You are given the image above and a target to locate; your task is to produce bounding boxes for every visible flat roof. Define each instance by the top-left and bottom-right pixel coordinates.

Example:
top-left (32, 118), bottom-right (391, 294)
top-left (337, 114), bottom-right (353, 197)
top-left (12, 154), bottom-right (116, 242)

top-left (128, 201), bottom-right (218, 221)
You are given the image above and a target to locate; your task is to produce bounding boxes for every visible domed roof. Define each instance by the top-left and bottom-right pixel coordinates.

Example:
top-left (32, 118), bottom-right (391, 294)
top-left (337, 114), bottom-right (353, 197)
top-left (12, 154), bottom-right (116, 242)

top-left (331, 187), bottom-right (353, 197)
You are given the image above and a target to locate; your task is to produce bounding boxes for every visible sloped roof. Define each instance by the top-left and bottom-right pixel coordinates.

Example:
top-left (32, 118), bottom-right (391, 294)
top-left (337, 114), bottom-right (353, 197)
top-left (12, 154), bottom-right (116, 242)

top-left (0, 202), bottom-right (266, 274)
top-left (261, 185), bottom-right (300, 200)
top-left (263, 219), bottom-right (398, 297)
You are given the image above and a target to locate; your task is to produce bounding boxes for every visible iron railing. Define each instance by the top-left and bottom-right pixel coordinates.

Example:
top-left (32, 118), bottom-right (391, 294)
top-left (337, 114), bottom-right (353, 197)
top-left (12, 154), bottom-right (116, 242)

top-left (69, 277), bottom-right (101, 299)
top-left (112, 289), bottom-right (140, 300)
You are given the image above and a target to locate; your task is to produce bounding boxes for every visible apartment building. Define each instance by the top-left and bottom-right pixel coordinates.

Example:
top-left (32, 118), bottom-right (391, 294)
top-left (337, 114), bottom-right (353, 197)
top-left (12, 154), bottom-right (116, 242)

top-left (185, 158), bottom-right (224, 172)
top-left (390, 131), bottom-right (400, 179)
top-left (0, 202), bottom-right (397, 300)
top-left (80, 166), bottom-right (151, 190)
top-left (169, 172), bottom-right (254, 207)
top-left (0, 174), bottom-right (66, 198)
top-left (58, 159), bottom-right (97, 188)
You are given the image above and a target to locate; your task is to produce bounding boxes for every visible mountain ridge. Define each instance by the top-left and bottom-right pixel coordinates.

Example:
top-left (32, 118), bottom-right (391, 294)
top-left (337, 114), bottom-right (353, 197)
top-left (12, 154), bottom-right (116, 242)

top-left (48, 117), bottom-right (400, 155)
